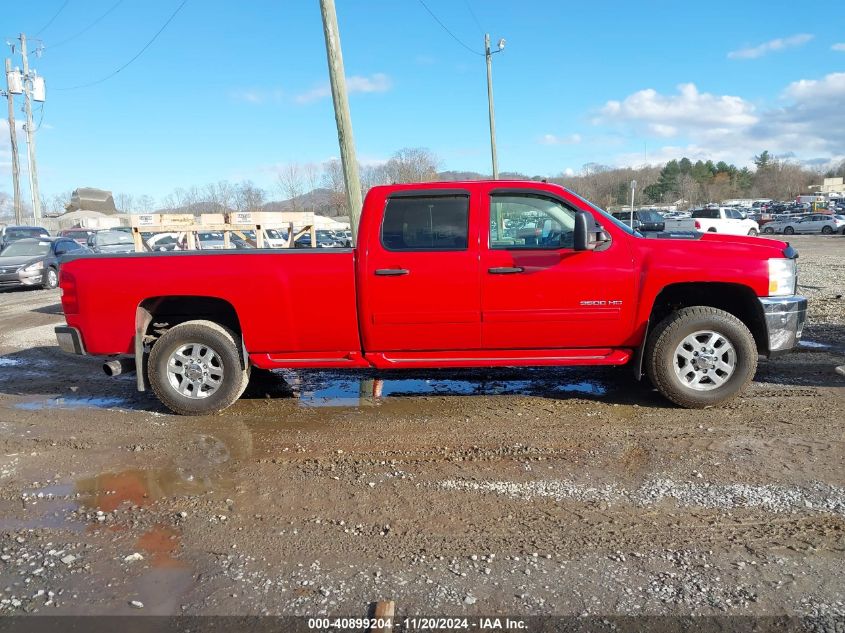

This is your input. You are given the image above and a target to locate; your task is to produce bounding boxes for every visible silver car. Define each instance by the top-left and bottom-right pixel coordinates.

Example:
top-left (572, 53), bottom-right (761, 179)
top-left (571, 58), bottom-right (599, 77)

top-left (762, 214), bottom-right (845, 235)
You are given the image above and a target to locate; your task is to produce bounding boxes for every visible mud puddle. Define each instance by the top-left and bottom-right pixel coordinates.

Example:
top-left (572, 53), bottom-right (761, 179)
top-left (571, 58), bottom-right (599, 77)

top-left (280, 369), bottom-right (609, 408)
top-left (5, 466), bottom-right (215, 533)
top-left (15, 396), bottom-right (134, 411)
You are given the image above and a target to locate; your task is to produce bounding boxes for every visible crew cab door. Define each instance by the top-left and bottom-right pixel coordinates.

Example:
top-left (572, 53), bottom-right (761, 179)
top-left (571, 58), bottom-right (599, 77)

top-left (361, 190), bottom-right (482, 351)
top-left (480, 189), bottom-right (636, 349)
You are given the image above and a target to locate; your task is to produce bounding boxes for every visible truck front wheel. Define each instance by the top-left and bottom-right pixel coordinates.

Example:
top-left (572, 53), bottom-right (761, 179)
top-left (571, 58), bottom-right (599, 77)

top-left (148, 320), bottom-right (249, 415)
top-left (645, 307), bottom-right (757, 408)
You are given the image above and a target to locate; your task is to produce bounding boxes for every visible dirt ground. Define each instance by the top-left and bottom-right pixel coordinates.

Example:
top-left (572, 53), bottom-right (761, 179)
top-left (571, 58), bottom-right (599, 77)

top-left (0, 235), bottom-right (843, 620)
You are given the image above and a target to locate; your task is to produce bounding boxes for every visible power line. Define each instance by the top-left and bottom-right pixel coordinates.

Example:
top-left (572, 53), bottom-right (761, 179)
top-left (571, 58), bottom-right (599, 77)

top-left (54, 0), bottom-right (188, 91)
top-left (417, 0), bottom-right (483, 56)
top-left (45, 0), bottom-right (126, 50)
top-left (463, 0), bottom-right (485, 36)
top-left (34, 0), bottom-right (71, 37)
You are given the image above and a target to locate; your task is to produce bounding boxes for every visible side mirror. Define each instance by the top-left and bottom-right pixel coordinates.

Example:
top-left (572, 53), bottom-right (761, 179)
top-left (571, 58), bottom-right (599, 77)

top-left (574, 211), bottom-right (594, 251)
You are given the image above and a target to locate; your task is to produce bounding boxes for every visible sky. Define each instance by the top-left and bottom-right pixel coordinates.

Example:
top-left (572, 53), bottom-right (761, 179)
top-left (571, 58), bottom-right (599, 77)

top-left (2, 0), bottom-right (844, 202)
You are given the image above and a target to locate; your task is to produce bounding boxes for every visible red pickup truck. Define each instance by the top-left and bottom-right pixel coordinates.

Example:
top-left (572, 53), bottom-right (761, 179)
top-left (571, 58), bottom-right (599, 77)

top-left (54, 180), bottom-right (807, 415)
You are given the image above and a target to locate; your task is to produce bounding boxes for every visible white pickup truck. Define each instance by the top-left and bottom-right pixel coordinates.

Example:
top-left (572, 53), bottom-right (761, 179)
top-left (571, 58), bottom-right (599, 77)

top-left (663, 208), bottom-right (760, 236)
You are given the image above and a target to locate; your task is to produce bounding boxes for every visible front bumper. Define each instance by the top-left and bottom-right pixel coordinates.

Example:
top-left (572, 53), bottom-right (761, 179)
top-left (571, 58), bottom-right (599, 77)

top-left (55, 326), bottom-right (86, 355)
top-left (759, 295), bottom-right (807, 357)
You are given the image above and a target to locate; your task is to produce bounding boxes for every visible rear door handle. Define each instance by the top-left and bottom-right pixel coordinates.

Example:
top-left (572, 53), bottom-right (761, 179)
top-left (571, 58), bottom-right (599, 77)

top-left (487, 266), bottom-right (524, 274)
top-left (374, 268), bottom-right (410, 276)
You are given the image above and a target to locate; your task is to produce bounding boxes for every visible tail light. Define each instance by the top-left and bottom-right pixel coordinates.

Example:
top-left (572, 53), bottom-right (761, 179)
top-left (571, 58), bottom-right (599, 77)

top-left (694, 220), bottom-right (701, 230)
top-left (59, 270), bottom-right (79, 314)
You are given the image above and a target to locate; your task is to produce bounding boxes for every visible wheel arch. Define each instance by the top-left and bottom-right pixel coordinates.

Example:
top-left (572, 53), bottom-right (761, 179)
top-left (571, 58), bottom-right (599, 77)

top-left (634, 282), bottom-right (768, 380)
top-left (134, 296), bottom-right (247, 391)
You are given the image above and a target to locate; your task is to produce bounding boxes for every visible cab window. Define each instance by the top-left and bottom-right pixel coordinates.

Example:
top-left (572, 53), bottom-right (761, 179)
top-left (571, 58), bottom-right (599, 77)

top-left (381, 195), bottom-right (469, 251)
top-left (489, 194), bottom-right (576, 250)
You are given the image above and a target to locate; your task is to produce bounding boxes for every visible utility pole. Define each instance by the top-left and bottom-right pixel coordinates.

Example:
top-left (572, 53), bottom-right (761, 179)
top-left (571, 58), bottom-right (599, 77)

top-left (318, 0), bottom-right (362, 243)
top-left (630, 180), bottom-right (637, 227)
top-left (4, 59), bottom-right (23, 224)
top-left (20, 33), bottom-right (41, 221)
top-left (485, 34), bottom-right (499, 179)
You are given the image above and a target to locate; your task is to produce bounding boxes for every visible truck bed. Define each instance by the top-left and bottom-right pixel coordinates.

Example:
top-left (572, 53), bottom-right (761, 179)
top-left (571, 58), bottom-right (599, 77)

top-left (60, 249), bottom-right (361, 357)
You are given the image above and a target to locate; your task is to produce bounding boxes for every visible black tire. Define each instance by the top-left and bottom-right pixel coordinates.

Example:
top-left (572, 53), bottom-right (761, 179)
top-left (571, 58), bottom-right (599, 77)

top-left (148, 320), bottom-right (249, 415)
top-left (707, 228), bottom-right (717, 232)
top-left (645, 307), bottom-right (757, 408)
top-left (762, 226), bottom-right (775, 234)
top-left (821, 225), bottom-right (833, 235)
top-left (42, 267), bottom-right (58, 289)
top-left (784, 226), bottom-right (795, 235)
top-left (747, 228), bottom-right (758, 236)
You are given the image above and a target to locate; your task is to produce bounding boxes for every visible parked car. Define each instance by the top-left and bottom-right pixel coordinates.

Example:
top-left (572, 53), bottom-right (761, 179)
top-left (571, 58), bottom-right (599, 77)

top-left (59, 228), bottom-right (95, 246)
top-left (0, 225), bottom-right (50, 250)
top-left (263, 228), bottom-right (289, 248)
top-left (198, 231), bottom-right (254, 250)
top-left (294, 230), bottom-right (344, 248)
top-left (54, 179), bottom-right (806, 415)
top-left (88, 229), bottom-right (136, 254)
top-left (687, 208), bottom-right (760, 236)
top-left (762, 214), bottom-right (845, 235)
top-left (0, 237), bottom-right (87, 290)
top-left (611, 210), bottom-right (665, 232)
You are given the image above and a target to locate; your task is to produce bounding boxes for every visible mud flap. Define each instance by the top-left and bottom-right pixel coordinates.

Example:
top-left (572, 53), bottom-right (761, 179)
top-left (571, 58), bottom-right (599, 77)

top-left (135, 306), bottom-right (153, 392)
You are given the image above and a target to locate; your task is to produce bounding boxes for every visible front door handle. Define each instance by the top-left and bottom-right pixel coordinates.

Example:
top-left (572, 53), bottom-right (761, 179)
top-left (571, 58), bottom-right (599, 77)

top-left (375, 268), bottom-right (410, 276)
top-left (488, 266), bottom-right (524, 274)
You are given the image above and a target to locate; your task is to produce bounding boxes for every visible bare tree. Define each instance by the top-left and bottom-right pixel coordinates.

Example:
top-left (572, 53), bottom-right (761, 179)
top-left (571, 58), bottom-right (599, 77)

top-left (114, 192), bottom-right (134, 213)
top-left (322, 159), bottom-right (347, 216)
top-left (383, 147), bottom-right (439, 183)
top-left (136, 194), bottom-right (156, 213)
top-left (276, 163), bottom-right (305, 211)
top-left (235, 180), bottom-right (266, 213)
top-left (303, 163), bottom-right (320, 213)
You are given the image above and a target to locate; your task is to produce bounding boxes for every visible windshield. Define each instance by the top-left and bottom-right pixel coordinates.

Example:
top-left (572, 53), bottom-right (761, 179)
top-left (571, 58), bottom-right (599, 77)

top-left (95, 231), bottom-right (133, 246)
top-left (1, 240), bottom-right (51, 257)
top-left (638, 211), bottom-right (664, 222)
top-left (6, 228), bottom-right (49, 240)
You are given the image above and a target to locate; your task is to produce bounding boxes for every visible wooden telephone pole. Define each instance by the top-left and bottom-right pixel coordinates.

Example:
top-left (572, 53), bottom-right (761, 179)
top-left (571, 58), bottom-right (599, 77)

top-left (4, 58), bottom-right (23, 224)
top-left (318, 0), bottom-right (363, 242)
top-left (20, 33), bottom-right (41, 221)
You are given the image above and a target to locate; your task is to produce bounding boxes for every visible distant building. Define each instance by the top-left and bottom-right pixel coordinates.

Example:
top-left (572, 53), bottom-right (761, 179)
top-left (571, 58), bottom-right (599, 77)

top-left (818, 177), bottom-right (844, 196)
top-left (65, 188), bottom-right (117, 214)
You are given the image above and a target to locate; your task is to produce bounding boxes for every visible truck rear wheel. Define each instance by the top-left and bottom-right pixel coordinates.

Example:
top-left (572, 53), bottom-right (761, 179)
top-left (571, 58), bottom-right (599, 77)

top-left (645, 307), bottom-right (757, 408)
top-left (148, 320), bottom-right (249, 415)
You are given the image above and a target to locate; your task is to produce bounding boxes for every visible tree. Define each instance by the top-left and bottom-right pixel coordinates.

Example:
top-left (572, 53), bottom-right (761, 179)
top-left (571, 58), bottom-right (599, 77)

top-left (234, 181), bottom-right (265, 213)
top-left (383, 147), bottom-right (439, 183)
top-left (322, 159), bottom-right (347, 216)
top-left (136, 195), bottom-right (156, 213)
top-left (753, 151), bottom-right (772, 170)
top-left (276, 163), bottom-right (304, 211)
top-left (115, 192), bottom-right (134, 213)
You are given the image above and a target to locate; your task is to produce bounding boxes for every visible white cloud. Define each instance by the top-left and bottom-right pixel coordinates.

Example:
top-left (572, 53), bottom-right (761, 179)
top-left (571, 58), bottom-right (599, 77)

top-left (728, 33), bottom-right (813, 59)
top-left (539, 133), bottom-right (581, 145)
top-left (597, 73), bottom-right (845, 168)
top-left (831, 43), bottom-right (845, 52)
top-left (295, 73), bottom-right (391, 104)
top-left (600, 83), bottom-right (758, 130)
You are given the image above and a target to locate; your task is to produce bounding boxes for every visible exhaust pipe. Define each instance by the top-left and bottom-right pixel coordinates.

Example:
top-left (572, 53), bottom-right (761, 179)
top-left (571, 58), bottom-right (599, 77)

top-left (103, 358), bottom-right (136, 377)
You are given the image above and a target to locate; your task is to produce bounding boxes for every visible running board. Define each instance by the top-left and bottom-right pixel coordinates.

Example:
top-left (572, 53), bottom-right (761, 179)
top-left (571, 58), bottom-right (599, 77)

top-left (250, 351), bottom-right (370, 369)
top-left (364, 349), bottom-right (631, 369)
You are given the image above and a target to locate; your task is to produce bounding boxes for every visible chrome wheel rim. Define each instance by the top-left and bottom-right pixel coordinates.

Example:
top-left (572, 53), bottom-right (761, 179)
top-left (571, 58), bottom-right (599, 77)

top-left (47, 269), bottom-right (57, 286)
top-left (166, 342), bottom-right (224, 399)
top-left (673, 330), bottom-right (736, 391)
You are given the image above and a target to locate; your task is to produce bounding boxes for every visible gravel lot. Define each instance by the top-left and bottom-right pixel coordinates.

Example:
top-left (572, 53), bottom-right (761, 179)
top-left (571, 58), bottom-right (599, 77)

top-left (0, 235), bottom-right (842, 621)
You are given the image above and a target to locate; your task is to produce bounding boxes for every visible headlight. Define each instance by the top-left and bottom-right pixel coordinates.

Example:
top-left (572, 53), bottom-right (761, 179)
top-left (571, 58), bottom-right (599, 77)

top-left (21, 261), bottom-right (44, 273)
top-left (768, 258), bottom-right (797, 296)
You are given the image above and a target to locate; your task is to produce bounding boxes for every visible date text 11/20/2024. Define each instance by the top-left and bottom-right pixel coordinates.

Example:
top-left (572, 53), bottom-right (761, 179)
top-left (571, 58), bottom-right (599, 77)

top-left (307, 617), bottom-right (527, 630)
